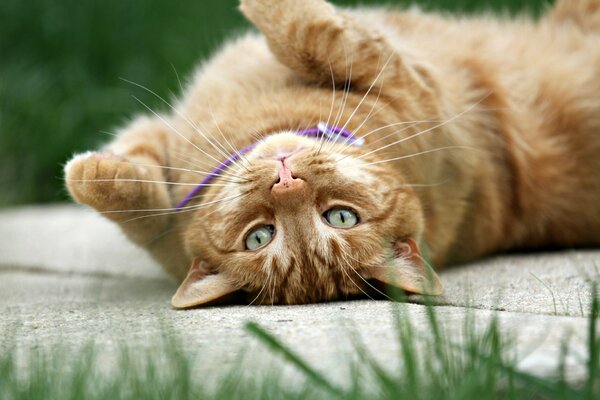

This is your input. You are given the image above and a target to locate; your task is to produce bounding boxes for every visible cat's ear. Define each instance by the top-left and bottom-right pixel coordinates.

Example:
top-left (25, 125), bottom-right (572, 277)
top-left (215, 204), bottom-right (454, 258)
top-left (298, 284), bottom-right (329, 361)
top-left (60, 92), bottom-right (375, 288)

top-left (171, 257), bottom-right (239, 309)
top-left (369, 239), bottom-right (443, 296)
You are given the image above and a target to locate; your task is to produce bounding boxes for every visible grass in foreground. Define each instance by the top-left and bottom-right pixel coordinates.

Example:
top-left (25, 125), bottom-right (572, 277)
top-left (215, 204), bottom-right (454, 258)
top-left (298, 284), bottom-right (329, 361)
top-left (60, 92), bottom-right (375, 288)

top-left (1, 285), bottom-right (598, 400)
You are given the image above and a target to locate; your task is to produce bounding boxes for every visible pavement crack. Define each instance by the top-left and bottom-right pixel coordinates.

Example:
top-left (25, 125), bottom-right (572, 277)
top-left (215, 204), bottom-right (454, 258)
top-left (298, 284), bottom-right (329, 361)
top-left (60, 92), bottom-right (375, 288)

top-left (0, 264), bottom-right (172, 284)
top-left (407, 299), bottom-right (590, 320)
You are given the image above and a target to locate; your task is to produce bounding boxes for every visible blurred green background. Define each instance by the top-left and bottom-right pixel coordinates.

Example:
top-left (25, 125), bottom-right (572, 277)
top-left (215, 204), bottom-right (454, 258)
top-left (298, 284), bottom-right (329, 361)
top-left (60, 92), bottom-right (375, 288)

top-left (0, 0), bottom-right (551, 207)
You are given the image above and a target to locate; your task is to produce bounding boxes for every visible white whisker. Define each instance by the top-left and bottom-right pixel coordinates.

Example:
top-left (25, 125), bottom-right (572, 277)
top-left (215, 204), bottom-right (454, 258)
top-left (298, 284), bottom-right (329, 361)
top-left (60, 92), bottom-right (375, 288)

top-left (123, 79), bottom-right (235, 164)
top-left (99, 130), bottom-right (119, 138)
top-left (339, 249), bottom-right (396, 301)
top-left (208, 105), bottom-right (252, 170)
top-left (359, 118), bottom-right (441, 142)
top-left (120, 193), bottom-right (248, 223)
top-left (132, 96), bottom-right (227, 168)
top-left (362, 145), bottom-right (481, 166)
top-left (357, 95), bottom-right (490, 159)
top-left (361, 122), bottom-right (422, 150)
top-left (334, 121), bottom-right (426, 163)
top-left (393, 179), bottom-right (452, 189)
top-left (170, 63), bottom-right (185, 94)
top-left (248, 260), bottom-right (273, 306)
top-left (172, 151), bottom-right (245, 181)
top-left (99, 192), bottom-right (245, 215)
top-left (339, 73), bottom-right (385, 153)
top-left (326, 38), bottom-right (353, 150)
top-left (270, 261), bottom-right (277, 306)
top-left (336, 52), bottom-right (394, 150)
top-left (67, 178), bottom-right (240, 187)
top-left (121, 160), bottom-right (249, 183)
top-left (317, 59), bottom-right (338, 154)
top-left (338, 254), bottom-right (374, 301)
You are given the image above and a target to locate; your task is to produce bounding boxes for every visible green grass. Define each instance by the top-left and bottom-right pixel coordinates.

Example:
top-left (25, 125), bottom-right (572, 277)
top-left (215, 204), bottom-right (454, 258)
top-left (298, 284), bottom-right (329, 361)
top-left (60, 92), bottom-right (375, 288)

top-left (1, 286), bottom-right (598, 400)
top-left (0, 0), bottom-right (552, 206)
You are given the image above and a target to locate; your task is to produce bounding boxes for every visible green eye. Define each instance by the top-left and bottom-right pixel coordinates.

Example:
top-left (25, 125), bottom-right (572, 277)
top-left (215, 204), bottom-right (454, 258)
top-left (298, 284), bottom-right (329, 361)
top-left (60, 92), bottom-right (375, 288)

top-left (245, 225), bottom-right (274, 250)
top-left (324, 208), bottom-right (359, 228)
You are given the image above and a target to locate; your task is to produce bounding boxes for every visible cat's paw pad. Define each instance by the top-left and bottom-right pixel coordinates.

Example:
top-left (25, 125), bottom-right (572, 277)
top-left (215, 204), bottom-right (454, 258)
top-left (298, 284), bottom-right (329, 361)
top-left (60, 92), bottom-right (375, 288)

top-left (64, 151), bottom-right (152, 211)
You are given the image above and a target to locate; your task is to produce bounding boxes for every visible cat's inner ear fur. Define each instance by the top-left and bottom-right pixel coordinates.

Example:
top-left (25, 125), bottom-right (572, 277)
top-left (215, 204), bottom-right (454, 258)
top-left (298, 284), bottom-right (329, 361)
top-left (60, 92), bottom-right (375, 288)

top-left (171, 258), bottom-right (239, 309)
top-left (368, 239), bottom-right (444, 296)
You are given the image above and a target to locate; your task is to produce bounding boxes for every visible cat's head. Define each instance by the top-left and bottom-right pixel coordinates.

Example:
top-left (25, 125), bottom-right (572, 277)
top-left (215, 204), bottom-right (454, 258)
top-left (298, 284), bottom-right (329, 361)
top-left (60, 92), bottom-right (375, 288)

top-left (172, 130), bottom-right (443, 308)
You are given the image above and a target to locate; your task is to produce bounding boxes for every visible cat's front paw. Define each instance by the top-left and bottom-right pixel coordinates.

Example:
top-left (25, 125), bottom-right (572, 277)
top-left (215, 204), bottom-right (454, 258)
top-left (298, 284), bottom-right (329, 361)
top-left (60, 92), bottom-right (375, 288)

top-left (239, 0), bottom-right (283, 26)
top-left (64, 151), bottom-right (157, 212)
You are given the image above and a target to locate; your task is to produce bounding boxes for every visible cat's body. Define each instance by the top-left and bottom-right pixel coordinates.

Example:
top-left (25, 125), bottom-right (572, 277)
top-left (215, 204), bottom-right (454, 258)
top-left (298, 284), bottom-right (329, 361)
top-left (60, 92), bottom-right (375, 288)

top-left (65, 0), bottom-right (600, 307)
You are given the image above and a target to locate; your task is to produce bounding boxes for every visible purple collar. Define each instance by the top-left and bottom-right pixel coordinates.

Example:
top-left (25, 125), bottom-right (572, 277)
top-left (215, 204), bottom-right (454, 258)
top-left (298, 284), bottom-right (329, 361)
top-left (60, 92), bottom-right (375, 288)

top-left (176, 123), bottom-right (364, 210)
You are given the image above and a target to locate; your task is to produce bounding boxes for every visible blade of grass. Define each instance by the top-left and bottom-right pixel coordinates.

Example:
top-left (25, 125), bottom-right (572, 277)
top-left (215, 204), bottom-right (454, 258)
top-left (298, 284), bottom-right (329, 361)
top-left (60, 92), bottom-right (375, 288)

top-left (393, 302), bottom-right (421, 395)
top-left (245, 321), bottom-right (344, 397)
top-left (530, 272), bottom-right (559, 315)
top-left (585, 283), bottom-right (599, 399)
top-left (348, 327), bottom-right (401, 398)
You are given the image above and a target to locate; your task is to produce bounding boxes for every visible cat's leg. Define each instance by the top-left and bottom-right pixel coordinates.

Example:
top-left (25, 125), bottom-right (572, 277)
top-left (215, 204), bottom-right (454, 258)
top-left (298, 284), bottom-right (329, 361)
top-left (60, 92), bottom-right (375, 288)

top-left (65, 116), bottom-right (173, 246)
top-left (240, 0), bottom-right (433, 95)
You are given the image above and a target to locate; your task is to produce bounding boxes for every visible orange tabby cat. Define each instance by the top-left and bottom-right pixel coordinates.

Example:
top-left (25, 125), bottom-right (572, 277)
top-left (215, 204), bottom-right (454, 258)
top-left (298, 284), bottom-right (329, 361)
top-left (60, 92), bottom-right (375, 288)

top-left (65, 0), bottom-right (600, 307)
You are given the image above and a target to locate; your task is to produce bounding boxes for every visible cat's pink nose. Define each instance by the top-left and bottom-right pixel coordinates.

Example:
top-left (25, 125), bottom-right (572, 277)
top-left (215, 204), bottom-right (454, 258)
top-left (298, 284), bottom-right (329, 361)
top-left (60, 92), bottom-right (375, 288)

top-left (271, 160), bottom-right (305, 194)
top-left (272, 177), bottom-right (305, 194)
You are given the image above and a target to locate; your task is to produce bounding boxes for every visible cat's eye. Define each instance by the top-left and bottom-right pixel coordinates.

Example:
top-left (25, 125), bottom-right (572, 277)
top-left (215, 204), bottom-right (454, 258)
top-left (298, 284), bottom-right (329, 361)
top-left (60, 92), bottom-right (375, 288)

top-left (324, 207), bottom-right (359, 228)
top-left (245, 225), bottom-right (275, 251)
